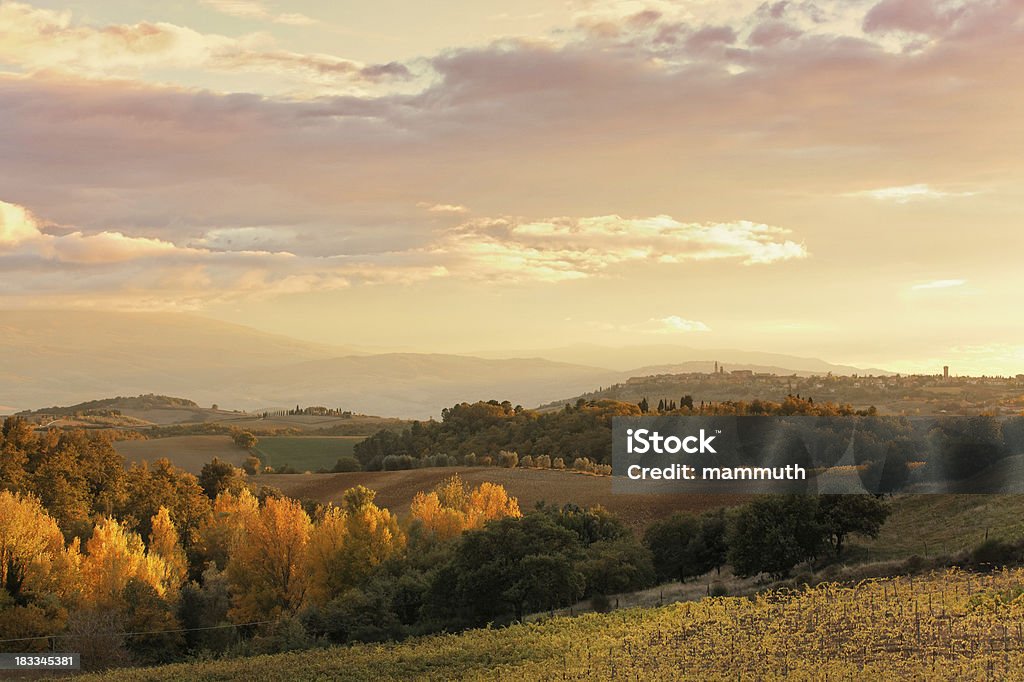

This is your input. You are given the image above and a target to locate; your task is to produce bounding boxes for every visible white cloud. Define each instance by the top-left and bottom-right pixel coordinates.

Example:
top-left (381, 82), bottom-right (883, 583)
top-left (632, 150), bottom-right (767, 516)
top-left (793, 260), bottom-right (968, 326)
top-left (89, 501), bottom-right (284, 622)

top-left (0, 200), bottom-right (809, 305)
top-left (656, 315), bottom-right (711, 333)
top-left (912, 279), bottom-right (966, 290)
top-left (418, 202), bottom-right (470, 214)
top-left (847, 184), bottom-right (977, 203)
top-left (436, 215), bottom-right (808, 281)
top-left (200, 0), bottom-right (317, 26)
top-left (0, 2), bottom-right (405, 93)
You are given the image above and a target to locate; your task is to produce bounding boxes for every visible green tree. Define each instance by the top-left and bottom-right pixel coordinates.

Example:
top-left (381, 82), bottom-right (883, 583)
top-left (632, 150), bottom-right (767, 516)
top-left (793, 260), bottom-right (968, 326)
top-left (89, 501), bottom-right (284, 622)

top-left (816, 495), bottom-right (889, 557)
top-left (727, 496), bottom-right (826, 579)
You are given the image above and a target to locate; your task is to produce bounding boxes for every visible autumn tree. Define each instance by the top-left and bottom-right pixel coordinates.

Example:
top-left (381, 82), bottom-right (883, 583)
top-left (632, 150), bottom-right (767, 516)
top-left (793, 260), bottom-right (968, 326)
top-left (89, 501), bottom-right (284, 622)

top-left (80, 518), bottom-right (169, 609)
top-left (305, 486), bottom-right (405, 605)
top-left (148, 507), bottom-right (188, 597)
top-left (119, 458), bottom-right (211, 551)
top-left (194, 488), bottom-right (260, 570)
top-left (409, 475), bottom-right (520, 542)
top-left (0, 490), bottom-right (77, 603)
top-left (226, 496), bottom-right (312, 622)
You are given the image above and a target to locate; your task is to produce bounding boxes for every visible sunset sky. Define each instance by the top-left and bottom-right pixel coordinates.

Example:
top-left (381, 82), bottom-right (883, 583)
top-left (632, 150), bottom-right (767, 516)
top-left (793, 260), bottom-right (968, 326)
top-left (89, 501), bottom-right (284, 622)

top-left (1, 0), bottom-right (1022, 374)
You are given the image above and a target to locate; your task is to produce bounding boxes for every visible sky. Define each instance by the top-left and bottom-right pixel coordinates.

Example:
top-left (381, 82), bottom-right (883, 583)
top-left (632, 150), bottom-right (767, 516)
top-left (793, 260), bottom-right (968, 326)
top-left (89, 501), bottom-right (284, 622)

top-left (1, 0), bottom-right (1023, 375)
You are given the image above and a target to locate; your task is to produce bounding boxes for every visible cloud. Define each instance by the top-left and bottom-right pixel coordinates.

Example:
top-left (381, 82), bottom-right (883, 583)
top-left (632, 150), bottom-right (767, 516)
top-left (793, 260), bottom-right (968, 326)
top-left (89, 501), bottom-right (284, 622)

top-left (846, 184), bottom-right (977, 203)
top-left (656, 315), bottom-right (711, 333)
top-left (0, 2), bottom-right (408, 92)
top-left (418, 202), bottom-right (470, 214)
top-left (912, 279), bottom-right (966, 290)
top-left (435, 215), bottom-right (808, 281)
top-left (0, 199), bottom-right (182, 263)
top-left (0, 199), bottom-right (808, 303)
top-left (200, 0), bottom-right (317, 26)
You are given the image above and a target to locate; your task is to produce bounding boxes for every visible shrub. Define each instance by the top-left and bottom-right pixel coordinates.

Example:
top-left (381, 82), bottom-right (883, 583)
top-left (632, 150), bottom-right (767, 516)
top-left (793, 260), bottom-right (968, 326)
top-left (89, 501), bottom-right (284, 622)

top-left (332, 456), bottom-right (361, 472)
top-left (242, 455), bottom-right (261, 476)
top-left (519, 455), bottom-right (534, 468)
top-left (383, 454), bottom-right (417, 471)
top-left (972, 539), bottom-right (1019, 568)
top-left (498, 450), bottom-right (519, 468)
top-left (591, 593), bottom-right (611, 613)
top-left (552, 457), bottom-right (565, 470)
top-left (534, 454), bottom-right (551, 469)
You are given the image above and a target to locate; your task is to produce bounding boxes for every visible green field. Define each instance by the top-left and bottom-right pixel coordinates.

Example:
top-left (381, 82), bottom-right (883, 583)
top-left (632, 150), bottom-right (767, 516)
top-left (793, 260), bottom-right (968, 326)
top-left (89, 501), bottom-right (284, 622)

top-left (253, 436), bottom-right (365, 472)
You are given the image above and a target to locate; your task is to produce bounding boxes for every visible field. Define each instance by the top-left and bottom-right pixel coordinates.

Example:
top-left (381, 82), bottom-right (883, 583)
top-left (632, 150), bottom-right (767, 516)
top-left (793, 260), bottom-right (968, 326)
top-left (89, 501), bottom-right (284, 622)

top-left (113, 435), bottom-right (245, 474)
top-left (258, 467), bottom-right (750, 530)
top-left (253, 436), bottom-right (365, 472)
top-left (76, 568), bottom-right (1024, 681)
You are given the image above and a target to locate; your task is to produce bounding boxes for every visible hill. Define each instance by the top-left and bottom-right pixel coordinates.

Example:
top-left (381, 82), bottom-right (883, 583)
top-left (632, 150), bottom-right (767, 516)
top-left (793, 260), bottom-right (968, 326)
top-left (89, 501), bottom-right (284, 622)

top-left (472, 343), bottom-right (892, 375)
top-left (0, 311), bottom-right (351, 412)
top-left (218, 353), bottom-right (622, 420)
top-left (77, 568), bottom-right (1024, 681)
top-left (0, 312), bottom-right (621, 418)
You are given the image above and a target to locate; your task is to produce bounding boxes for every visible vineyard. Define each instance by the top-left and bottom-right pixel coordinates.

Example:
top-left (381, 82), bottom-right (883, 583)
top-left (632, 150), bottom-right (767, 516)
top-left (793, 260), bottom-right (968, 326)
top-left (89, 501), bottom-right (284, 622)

top-left (77, 568), bottom-right (1024, 681)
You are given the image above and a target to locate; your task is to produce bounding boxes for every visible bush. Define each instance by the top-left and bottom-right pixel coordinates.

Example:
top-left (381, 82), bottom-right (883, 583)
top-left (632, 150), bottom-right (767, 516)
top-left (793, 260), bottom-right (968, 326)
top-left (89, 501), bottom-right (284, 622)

top-left (383, 454), bottom-right (417, 471)
top-left (591, 593), bottom-right (611, 613)
top-left (498, 450), bottom-right (519, 468)
top-left (552, 457), bottom-right (565, 470)
top-left (710, 583), bottom-right (729, 597)
top-left (332, 456), bottom-right (361, 472)
top-left (519, 455), bottom-right (534, 468)
top-left (477, 455), bottom-right (493, 467)
top-left (534, 454), bottom-right (551, 469)
top-left (972, 539), bottom-right (1019, 567)
top-left (233, 431), bottom-right (258, 449)
top-left (463, 453), bottom-right (477, 466)
top-left (242, 455), bottom-right (262, 476)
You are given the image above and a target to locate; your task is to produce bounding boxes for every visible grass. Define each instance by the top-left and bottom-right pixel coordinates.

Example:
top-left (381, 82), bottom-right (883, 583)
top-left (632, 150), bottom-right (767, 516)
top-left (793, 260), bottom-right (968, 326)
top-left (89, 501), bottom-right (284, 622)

top-left (253, 436), bottom-right (365, 472)
top-left (847, 494), bottom-right (1024, 562)
top-left (113, 436), bottom-right (245, 474)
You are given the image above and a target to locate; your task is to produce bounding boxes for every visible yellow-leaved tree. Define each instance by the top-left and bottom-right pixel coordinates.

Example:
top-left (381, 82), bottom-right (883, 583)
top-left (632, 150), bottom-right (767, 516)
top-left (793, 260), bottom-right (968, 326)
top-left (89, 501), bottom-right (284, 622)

top-left (226, 495), bottom-right (311, 622)
top-left (148, 506), bottom-right (188, 598)
top-left (0, 490), bottom-right (76, 601)
top-left (305, 485), bottom-right (405, 605)
top-left (80, 518), bottom-right (169, 608)
top-left (194, 488), bottom-right (259, 570)
top-left (410, 474), bottom-right (520, 542)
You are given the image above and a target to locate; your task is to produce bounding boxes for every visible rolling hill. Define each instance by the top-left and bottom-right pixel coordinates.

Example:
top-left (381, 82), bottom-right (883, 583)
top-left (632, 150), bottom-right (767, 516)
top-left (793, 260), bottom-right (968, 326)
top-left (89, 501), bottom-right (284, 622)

top-left (0, 312), bottom-right (888, 419)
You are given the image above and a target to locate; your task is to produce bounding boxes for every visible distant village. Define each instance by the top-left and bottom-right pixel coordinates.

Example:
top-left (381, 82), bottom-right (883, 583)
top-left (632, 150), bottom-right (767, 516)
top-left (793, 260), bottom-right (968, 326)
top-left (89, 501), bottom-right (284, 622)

top-left (573, 363), bottom-right (1024, 417)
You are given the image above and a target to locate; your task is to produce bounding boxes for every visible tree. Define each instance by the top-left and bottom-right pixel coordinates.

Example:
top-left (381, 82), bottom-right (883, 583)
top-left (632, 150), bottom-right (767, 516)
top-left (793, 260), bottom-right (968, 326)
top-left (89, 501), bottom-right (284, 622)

top-left (226, 496), bottom-right (312, 622)
top-left (727, 496), bottom-right (827, 579)
top-left (410, 475), bottom-right (520, 543)
top-left (0, 490), bottom-right (71, 602)
top-left (816, 495), bottom-right (889, 557)
top-left (80, 518), bottom-right (169, 608)
top-left (148, 507), bottom-right (188, 597)
top-left (305, 486), bottom-right (405, 602)
top-left (198, 457), bottom-right (245, 500)
top-left (644, 513), bottom-right (701, 583)
top-left (931, 416), bottom-right (1004, 481)
top-left (233, 431), bottom-right (258, 450)
top-left (119, 459), bottom-right (211, 552)
top-left (194, 488), bottom-right (260, 570)
top-left (579, 536), bottom-right (655, 597)
top-left (433, 513), bottom-right (584, 625)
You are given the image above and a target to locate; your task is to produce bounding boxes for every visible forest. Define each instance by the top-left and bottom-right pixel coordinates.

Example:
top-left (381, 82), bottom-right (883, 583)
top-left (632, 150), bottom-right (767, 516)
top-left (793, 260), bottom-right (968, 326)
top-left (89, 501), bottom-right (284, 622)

top-left (0, 414), bottom-right (892, 671)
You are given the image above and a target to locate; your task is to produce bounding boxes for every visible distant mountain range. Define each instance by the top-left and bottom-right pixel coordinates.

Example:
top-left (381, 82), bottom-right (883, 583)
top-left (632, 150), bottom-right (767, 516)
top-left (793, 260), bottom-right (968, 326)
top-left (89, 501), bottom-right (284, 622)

top-left (471, 343), bottom-right (893, 376)
top-left (0, 311), bottom-right (891, 418)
